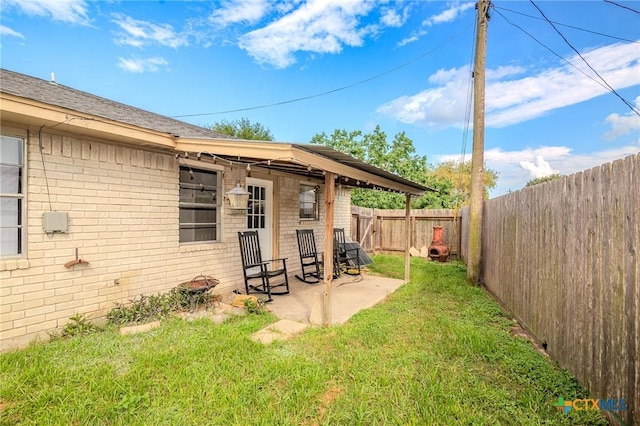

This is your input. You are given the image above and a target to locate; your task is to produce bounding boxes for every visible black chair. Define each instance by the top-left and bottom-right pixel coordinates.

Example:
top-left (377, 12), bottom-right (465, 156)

top-left (238, 231), bottom-right (289, 302)
top-left (295, 229), bottom-right (322, 283)
top-left (333, 228), bottom-right (361, 276)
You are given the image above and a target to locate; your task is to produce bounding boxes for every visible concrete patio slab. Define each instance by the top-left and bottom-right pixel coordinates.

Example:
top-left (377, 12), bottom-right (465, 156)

top-left (265, 272), bottom-right (406, 326)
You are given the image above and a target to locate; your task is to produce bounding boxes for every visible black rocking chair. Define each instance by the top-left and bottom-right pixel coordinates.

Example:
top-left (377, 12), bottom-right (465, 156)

top-left (295, 229), bottom-right (323, 283)
top-left (238, 231), bottom-right (289, 302)
top-left (333, 228), bottom-right (361, 277)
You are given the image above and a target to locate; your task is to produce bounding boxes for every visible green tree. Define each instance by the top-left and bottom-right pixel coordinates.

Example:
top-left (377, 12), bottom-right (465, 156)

top-left (525, 174), bottom-right (564, 187)
top-left (206, 117), bottom-right (274, 141)
top-left (311, 126), bottom-right (455, 209)
top-left (432, 160), bottom-right (499, 205)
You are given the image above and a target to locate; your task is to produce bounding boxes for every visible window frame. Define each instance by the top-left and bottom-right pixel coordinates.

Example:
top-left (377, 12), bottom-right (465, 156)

top-left (0, 134), bottom-right (26, 258)
top-left (178, 160), bottom-right (223, 244)
top-left (299, 182), bottom-right (319, 221)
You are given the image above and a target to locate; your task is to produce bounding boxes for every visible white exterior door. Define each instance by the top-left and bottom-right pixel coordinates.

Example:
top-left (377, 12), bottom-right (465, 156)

top-left (246, 178), bottom-right (273, 261)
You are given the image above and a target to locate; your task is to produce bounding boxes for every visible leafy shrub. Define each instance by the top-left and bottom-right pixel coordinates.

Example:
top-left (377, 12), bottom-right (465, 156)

top-left (49, 313), bottom-right (102, 340)
top-left (106, 288), bottom-right (213, 325)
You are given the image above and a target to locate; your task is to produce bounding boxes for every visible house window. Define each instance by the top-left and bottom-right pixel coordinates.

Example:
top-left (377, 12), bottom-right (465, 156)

top-left (299, 183), bottom-right (319, 220)
top-left (179, 165), bottom-right (220, 243)
top-left (1, 135), bottom-right (25, 257)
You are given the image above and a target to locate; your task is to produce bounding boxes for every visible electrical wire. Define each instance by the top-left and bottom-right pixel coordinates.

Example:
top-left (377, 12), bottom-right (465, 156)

top-left (493, 5), bottom-right (639, 43)
top-left (529, 0), bottom-right (639, 115)
top-left (604, 0), bottom-right (640, 14)
top-left (459, 17), bottom-right (476, 190)
top-left (172, 24), bottom-right (473, 119)
top-left (37, 124), bottom-right (65, 213)
top-left (493, 7), bottom-right (640, 115)
top-left (451, 5), bottom-right (478, 253)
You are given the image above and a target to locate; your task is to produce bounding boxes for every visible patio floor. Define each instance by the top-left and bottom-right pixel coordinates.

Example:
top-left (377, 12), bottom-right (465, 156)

top-left (263, 272), bottom-right (406, 326)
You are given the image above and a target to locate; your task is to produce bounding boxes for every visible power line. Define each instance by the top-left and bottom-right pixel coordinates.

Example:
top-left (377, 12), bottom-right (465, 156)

top-left (604, 0), bottom-right (640, 14)
top-left (172, 25), bottom-right (472, 119)
top-left (494, 5), bottom-right (639, 43)
top-left (493, 8), bottom-right (617, 93)
top-left (493, 7), bottom-right (639, 116)
top-left (529, 0), bottom-right (639, 116)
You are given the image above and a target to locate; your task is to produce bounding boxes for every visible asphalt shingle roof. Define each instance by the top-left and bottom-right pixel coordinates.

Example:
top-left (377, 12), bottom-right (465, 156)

top-left (0, 68), bottom-right (231, 140)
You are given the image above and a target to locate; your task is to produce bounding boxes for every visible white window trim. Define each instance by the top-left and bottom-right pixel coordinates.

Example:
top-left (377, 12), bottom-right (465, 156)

top-left (1, 133), bottom-right (26, 259)
top-left (299, 181), bottom-right (319, 221)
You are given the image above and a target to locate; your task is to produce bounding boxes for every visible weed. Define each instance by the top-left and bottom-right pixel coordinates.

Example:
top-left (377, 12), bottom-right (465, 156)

top-left (49, 313), bottom-right (102, 340)
top-left (244, 297), bottom-right (267, 315)
top-left (115, 392), bottom-right (150, 415)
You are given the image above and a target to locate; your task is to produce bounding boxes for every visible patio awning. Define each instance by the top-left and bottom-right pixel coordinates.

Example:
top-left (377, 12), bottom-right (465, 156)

top-left (175, 138), bottom-right (432, 196)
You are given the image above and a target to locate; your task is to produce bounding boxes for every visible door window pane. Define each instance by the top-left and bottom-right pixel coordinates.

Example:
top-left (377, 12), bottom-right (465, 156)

top-left (247, 184), bottom-right (267, 230)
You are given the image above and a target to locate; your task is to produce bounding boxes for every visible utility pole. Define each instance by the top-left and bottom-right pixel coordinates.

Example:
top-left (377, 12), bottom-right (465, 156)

top-left (468, 0), bottom-right (490, 284)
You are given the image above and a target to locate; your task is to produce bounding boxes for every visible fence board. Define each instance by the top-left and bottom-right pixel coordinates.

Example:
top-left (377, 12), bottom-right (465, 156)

top-left (630, 153), bottom-right (640, 422)
top-left (350, 207), bottom-right (461, 258)
top-left (476, 153), bottom-right (638, 426)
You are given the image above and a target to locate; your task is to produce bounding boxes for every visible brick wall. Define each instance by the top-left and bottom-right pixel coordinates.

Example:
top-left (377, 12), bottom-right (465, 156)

top-left (334, 184), bottom-right (352, 232)
top-left (0, 127), bottom-right (352, 351)
top-left (276, 176), bottom-right (352, 274)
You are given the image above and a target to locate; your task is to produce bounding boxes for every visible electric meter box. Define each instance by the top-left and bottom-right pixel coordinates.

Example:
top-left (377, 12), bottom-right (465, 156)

top-left (43, 212), bottom-right (68, 233)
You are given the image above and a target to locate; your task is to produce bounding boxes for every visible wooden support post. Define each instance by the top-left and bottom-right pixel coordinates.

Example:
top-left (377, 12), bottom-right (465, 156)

top-left (323, 172), bottom-right (335, 326)
top-left (404, 193), bottom-right (411, 282)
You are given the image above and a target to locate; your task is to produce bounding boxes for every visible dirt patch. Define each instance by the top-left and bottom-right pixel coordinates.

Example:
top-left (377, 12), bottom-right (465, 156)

top-left (0, 400), bottom-right (18, 423)
top-left (510, 323), bottom-right (549, 358)
top-left (316, 386), bottom-right (343, 425)
top-left (509, 324), bottom-right (529, 339)
top-left (301, 386), bottom-right (344, 426)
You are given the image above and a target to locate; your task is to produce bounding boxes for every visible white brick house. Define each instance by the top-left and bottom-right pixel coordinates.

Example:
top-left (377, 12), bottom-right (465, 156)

top-left (0, 69), bottom-right (426, 351)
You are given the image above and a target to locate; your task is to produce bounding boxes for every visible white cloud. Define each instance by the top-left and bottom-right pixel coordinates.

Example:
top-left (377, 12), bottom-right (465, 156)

top-left (2, 0), bottom-right (90, 25)
top-left (397, 33), bottom-right (421, 47)
top-left (238, 0), bottom-right (407, 68)
top-left (380, 6), bottom-right (408, 28)
top-left (519, 155), bottom-right (558, 179)
top-left (486, 65), bottom-right (526, 81)
top-left (112, 14), bottom-right (188, 48)
top-left (437, 143), bottom-right (640, 196)
top-left (209, 0), bottom-right (271, 28)
top-left (0, 25), bottom-right (24, 39)
top-left (603, 96), bottom-right (640, 141)
top-left (422, 2), bottom-right (475, 27)
top-left (378, 42), bottom-right (640, 129)
top-left (378, 66), bottom-right (468, 128)
top-left (396, 2), bottom-right (470, 47)
top-left (117, 57), bottom-right (168, 73)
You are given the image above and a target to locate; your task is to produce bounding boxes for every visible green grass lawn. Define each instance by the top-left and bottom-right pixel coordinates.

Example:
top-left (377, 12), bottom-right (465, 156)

top-left (0, 255), bottom-right (605, 425)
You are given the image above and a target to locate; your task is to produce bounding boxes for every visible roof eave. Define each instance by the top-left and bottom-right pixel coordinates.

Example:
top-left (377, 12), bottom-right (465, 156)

top-left (1, 93), bottom-right (178, 150)
top-left (175, 137), bottom-right (428, 195)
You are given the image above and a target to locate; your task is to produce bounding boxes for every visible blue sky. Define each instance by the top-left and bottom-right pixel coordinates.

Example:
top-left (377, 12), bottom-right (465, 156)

top-left (1, 0), bottom-right (638, 196)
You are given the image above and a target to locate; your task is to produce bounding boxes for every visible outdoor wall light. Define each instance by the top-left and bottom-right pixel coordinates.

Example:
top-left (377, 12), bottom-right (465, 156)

top-left (226, 183), bottom-right (250, 210)
top-left (226, 157), bottom-right (250, 210)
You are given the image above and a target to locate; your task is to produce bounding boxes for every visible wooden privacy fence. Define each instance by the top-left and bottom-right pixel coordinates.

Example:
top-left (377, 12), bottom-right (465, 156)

top-left (477, 153), bottom-right (638, 426)
top-left (351, 207), bottom-right (461, 258)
